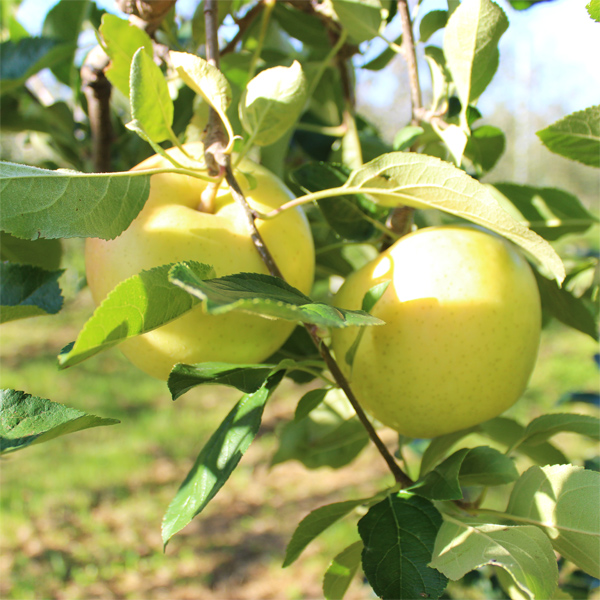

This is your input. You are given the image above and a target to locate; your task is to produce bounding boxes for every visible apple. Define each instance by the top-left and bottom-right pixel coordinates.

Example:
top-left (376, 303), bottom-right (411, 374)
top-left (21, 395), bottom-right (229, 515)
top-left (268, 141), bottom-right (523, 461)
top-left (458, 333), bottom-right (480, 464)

top-left (331, 225), bottom-right (541, 438)
top-left (85, 143), bottom-right (315, 379)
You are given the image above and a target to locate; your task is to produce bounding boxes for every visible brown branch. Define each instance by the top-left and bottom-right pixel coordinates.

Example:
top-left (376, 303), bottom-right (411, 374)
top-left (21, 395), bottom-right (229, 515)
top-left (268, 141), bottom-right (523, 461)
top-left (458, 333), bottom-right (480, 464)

top-left (116, 0), bottom-right (177, 35)
top-left (81, 45), bottom-right (112, 173)
top-left (220, 1), bottom-right (264, 57)
top-left (398, 0), bottom-right (422, 122)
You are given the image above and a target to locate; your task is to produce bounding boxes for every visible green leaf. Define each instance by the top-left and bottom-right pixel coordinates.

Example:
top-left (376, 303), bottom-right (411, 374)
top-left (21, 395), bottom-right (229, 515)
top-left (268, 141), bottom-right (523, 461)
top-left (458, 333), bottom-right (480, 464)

top-left (294, 388), bottom-right (328, 421)
top-left (444, 0), bottom-right (508, 126)
top-left (168, 262), bottom-right (384, 328)
top-left (537, 106), bottom-right (600, 168)
top-left (129, 48), bottom-right (174, 144)
top-left (58, 262), bottom-right (213, 369)
top-left (168, 362), bottom-right (278, 400)
top-left (411, 446), bottom-right (518, 500)
top-left (431, 517), bottom-right (559, 600)
top-left (272, 389), bottom-right (369, 470)
top-left (342, 152), bottom-right (565, 283)
top-left (332, 0), bottom-right (383, 44)
top-left (99, 13), bottom-right (153, 98)
top-left (420, 10), bottom-right (449, 42)
top-left (433, 122), bottom-right (469, 165)
top-left (464, 125), bottom-right (505, 174)
top-left (323, 540), bottom-right (364, 600)
top-left (240, 61), bottom-right (307, 147)
top-left (0, 162), bottom-right (151, 241)
top-left (534, 269), bottom-right (598, 341)
top-left (393, 126), bottom-right (424, 151)
top-left (420, 427), bottom-right (478, 476)
top-left (0, 38), bottom-right (76, 94)
top-left (0, 262), bottom-right (64, 323)
top-left (0, 389), bottom-right (119, 454)
top-left (587, 0), bottom-right (600, 21)
top-left (161, 371), bottom-right (283, 546)
top-left (520, 413), bottom-right (600, 446)
top-left (170, 51), bottom-right (234, 152)
top-left (492, 183), bottom-right (599, 241)
top-left (506, 465), bottom-right (600, 578)
top-left (0, 233), bottom-right (62, 270)
top-left (284, 498), bottom-right (368, 567)
top-left (424, 46), bottom-right (450, 113)
top-left (291, 162), bottom-right (377, 242)
top-left (358, 493), bottom-right (448, 600)
top-left (361, 33), bottom-right (403, 70)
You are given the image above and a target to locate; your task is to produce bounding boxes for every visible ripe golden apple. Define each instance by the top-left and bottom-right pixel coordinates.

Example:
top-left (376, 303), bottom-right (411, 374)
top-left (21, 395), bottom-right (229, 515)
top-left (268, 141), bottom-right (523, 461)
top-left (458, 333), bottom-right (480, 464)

top-left (85, 143), bottom-right (314, 379)
top-left (331, 226), bottom-right (541, 438)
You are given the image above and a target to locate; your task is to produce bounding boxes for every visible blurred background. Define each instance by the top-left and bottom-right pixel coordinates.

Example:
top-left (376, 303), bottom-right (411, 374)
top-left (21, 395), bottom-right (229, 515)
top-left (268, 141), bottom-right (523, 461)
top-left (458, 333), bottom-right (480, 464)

top-left (1, 0), bottom-right (599, 598)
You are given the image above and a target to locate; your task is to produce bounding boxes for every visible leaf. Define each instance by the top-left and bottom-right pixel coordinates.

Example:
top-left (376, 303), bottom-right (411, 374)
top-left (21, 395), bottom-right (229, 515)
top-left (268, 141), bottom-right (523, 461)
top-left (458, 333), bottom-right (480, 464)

top-left (294, 388), bottom-right (328, 421)
top-left (491, 183), bottom-right (598, 241)
top-left (431, 517), bottom-right (559, 600)
top-left (129, 48), bottom-right (174, 144)
top-left (99, 13), bottom-right (154, 98)
top-left (0, 37), bottom-right (76, 94)
top-left (342, 152), bottom-right (565, 283)
top-left (411, 446), bottom-right (518, 500)
top-left (393, 126), bottom-right (424, 151)
top-left (424, 46), bottom-right (450, 113)
top-left (534, 269), bottom-right (598, 341)
top-left (291, 162), bottom-right (377, 242)
top-left (168, 362), bottom-right (278, 400)
top-left (0, 162), bottom-right (151, 241)
top-left (420, 10), bottom-right (449, 42)
top-left (587, 0), bottom-right (600, 21)
top-left (520, 413), bottom-right (600, 446)
top-left (0, 262), bottom-right (64, 323)
top-left (358, 493), bottom-right (448, 600)
top-left (433, 122), bottom-right (469, 165)
top-left (161, 372), bottom-right (283, 546)
top-left (465, 125), bottom-right (505, 174)
top-left (272, 389), bottom-right (369, 470)
top-left (272, 2), bottom-right (331, 51)
top-left (361, 33), bottom-right (403, 70)
top-left (58, 262), bottom-right (213, 369)
top-left (170, 51), bottom-right (234, 152)
top-left (444, 0), bottom-right (508, 126)
top-left (537, 106), bottom-right (600, 168)
top-left (169, 263), bottom-right (384, 328)
top-left (323, 540), bottom-right (364, 600)
top-left (0, 389), bottom-right (119, 454)
top-left (506, 465), bottom-right (600, 577)
top-left (284, 498), bottom-right (368, 567)
top-left (331, 0), bottom-right (383, 44)
top-left (240, 61), bottom-right (307, 147)
top-left (0, 233), bottom-right (62, 270)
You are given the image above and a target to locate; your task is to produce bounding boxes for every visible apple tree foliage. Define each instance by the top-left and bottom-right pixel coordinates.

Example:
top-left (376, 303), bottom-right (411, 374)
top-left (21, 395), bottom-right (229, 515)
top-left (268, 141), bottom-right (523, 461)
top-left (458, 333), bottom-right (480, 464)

top-left (1, 0), bottom-right (599, 598)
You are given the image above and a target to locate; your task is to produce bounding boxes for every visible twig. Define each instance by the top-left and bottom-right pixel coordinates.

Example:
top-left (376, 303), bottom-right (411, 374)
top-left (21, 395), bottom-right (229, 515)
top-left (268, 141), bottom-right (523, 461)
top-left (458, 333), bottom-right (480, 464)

top-left (398, 0), bottom-right (422, 122)
top-left (201, 2), bottom-right (411, 486)
top-left (81, 45), bottom-right (112, 172)
top-left (220, 1), bottom-right (264, 57)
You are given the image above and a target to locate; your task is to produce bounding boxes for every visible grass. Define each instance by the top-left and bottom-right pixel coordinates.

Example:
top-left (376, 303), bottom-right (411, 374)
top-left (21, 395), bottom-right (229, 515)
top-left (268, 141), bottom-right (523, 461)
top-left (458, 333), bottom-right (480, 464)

top-left (1, 254), bottom-right (598, 599)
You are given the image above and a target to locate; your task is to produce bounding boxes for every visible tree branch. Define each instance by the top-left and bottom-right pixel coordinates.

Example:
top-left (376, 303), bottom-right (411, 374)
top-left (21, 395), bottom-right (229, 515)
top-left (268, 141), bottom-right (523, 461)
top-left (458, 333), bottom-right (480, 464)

top-left (398, 0), bottom-right (422, 122)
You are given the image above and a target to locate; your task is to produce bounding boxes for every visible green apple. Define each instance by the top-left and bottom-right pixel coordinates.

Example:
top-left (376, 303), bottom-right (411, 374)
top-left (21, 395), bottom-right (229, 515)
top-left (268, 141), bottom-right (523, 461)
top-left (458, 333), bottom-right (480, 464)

top-left (85, 143), bottom-right (315, 379)
top-left (331, 225), bottom-right (541, 438)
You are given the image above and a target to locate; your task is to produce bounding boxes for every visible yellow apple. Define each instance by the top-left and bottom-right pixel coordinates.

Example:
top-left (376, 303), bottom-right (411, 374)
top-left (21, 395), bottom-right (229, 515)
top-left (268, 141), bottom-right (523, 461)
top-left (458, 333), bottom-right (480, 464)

top-left (331, 225), bottom-right (541, 438)
top-left (85, 143), bottom-right (315, 379)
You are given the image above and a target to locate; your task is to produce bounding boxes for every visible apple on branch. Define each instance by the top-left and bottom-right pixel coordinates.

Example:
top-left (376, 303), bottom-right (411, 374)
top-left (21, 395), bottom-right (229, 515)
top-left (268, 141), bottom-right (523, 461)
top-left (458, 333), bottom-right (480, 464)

top-left (85, 143), bottom-right (315, 380)
top-left (331, 225), bottom-right (542, 438)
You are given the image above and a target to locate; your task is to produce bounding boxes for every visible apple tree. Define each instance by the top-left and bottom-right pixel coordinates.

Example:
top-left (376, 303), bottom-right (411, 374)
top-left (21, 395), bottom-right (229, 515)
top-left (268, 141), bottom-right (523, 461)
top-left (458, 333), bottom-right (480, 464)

top-left (1, 0), bottom-right (599, 598)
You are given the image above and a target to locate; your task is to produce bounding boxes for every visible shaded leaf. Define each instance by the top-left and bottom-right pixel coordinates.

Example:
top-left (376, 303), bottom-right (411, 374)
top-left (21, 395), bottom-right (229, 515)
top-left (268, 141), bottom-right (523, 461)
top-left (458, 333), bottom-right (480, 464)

top-left (361, 33), bottom-right (402, 70)
top-left (431, 517), bottom-right (559, 600)
top-left (323, 540), bottom-right (364, 600)
top-left (393, 126), bottom-right (424, 151)
top-left (342, 152), bottom-right (565, 282)
top-left (240, 61), bottom-right (307, 147)
top-left (58, 262), bottom-right (212, 369)
top-left (284, 498), bottom-right (368, 567)
top-left (169, 263), bottom-right (384, 328)
top-left (537, 106), bottom-right (600, 168)
top-left (162, 371), bottom-right (283, 546)
top-left (0, 262), bottom-right (64, 323)
top-left (294, 388), bottom-right (328, 421)
top-left (0, 233), bottom-right (62, 270)
top-left (0, 389), bottom-right (119, 454)
top-left (520, 413), bottom-right (600, 446)
top-left (0, 162), bottom-right (150, 241)
top-left (168, 362), bottom-right (278, 400)
top-left (358, 493), bottom-right (448, 599)
top-left (331, 0), bottom-right (383, 44)
top-left (465, 125), bottom-right (505, 174)
top-left (420, 10), bottom-right (448, 42)
top-left (506, 465), bottom-right (600, 577)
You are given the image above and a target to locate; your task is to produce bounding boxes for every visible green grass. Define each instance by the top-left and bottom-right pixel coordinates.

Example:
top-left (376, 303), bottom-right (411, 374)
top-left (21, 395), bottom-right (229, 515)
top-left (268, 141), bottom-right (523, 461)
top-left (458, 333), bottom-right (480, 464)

top-left (1, 274), bottom-right (598, 599)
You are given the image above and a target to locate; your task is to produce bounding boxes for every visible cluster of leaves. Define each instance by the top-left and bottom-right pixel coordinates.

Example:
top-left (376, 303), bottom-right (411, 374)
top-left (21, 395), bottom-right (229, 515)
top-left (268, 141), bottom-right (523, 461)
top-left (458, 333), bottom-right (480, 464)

top-left (1, 0), bottom-right (599, 599)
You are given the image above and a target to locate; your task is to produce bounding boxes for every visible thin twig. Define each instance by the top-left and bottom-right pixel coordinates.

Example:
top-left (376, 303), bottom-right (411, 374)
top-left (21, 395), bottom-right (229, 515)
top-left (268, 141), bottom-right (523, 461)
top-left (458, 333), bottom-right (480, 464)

top-left (220, 1), bottom-right (264, 57)
top-left (398, 0), bottom-right (422, 122)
